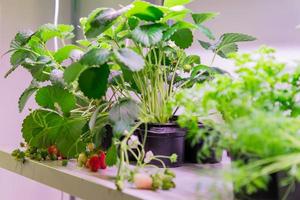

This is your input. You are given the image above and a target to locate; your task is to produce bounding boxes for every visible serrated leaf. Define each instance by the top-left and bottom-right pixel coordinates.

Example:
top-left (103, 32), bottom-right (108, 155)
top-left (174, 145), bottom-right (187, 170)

top-left (10, 30), bottom-right (34, 48)
top-left (171, 28), bottom-right (193, 49)
top-left (80, 48), bottom-right (111, 66)
top-left (53, 45), bottom-right (81, 63)
top-left (63, 62), bottom-right (87, 84)
top-left (192, 12), bottom-right (218, 24)
top-left (22, 110), bottom-right (64, 148)
top-left (56, 118), bottom-right (86, 158)
top-left (217, 43), bottom-right (238, 58)
top-left (105, 144), bottom-right (118, 166)
top-left (132, 23), bottom-right (165, 46)
top-left (198, 40), bottom-right (212, 50)
top-left (219, 33), bottom-right (256, 47)
top-left (162, 6), bottom-right (190, 22)
top-left (197, 24), bottom-right (215, 40)
top-left (114, 48), bottom-right (145, 71)
top-left (18, 81), bottom-right (39, 112)
top-left (109, 98), bottom-right (139, 134)
top-left (164, 0), bottom-right (192, 7)
top-left (78, 65), bottom-right (110, 99)
top-left (126, 1), bottom-right (164, 22)
top-left (22, 56), bottom-right (54, 82)
top-left (84, 8), bottom-right (123, 38)
top-left (35, 85), bottom-right (76, 114)
top-left (36, 24), bottom-right (74, 42)
top-left (128, 16), bottom-right (140, 30)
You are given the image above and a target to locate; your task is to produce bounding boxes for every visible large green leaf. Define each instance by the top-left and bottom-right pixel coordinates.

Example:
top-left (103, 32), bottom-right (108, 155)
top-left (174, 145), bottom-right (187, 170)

top-left (171, 28), bottom-right (193, 49)
top-left (114, 48), bottom-right (145, 71)
top-left (126, 1), bottom-right (164, 22)
top-left (80, 48), bottom-right (111, 66)
top-left (10, 30), bottom-right (34, 48)
top-left (22, 56), bottom-right (54, 82)
top-left (35, 85), bottom-right (76, 114)
top-left (192, 12), bottom-right (218, 24)
top-left (36, 24), bottom-right (74, 42)
top-left (163, 21), bottom-right (197, 40)
top-left (63, 62), bottom-right (87, 84)
top-left (132, 23), bottom-right (166, 46)
top-left (84, 8), bottom-right (123, 38)
top-left (164, 0), bottom-right (192, 7)
top-left (78, 65), bottom-right (110, 99)
top-left (22, 110), bottom-right (64, 148)
top-left (218, 33), bottom-right (256, 49)
top-left (161, 6), bottom-right (190, 22)
top-left (53, 45), bottom-right (81, 63)
top-left (109, 98), bottom-right (139, 135)
top-left (56, 118), bottom-right (86, 158)
top-left (18, 81), bottom-right (39, 113)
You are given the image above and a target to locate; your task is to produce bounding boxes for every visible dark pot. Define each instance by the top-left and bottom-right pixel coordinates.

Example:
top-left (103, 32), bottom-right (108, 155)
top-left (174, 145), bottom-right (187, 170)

top-left (235, 172), bottom-right (300, 200)
top-left (184, 123), bottom-right (219, 164)
top-left (135, 122), bottom-right (186, 168)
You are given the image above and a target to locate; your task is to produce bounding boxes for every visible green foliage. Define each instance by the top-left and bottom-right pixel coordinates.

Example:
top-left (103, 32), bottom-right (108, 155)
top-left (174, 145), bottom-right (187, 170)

top-left (78, 65), bottom-right (110, 99)
top-left (35, 85), bottom-right (76, 114)
top-left (109, 98), bottom-right (139, 135)
top-left (126, 1), bottom-right (164, 22)
top-left (54, 45), bottom-right (81, 63)
top-left (105, 144), bottom-right (118, 166)
top-left (63, 62), bottom-right (87, 84)
top-left (163, 0), bottom-right (192, 7)
top-left (18, 81), bottom-right (39, 112)
top-left (80, 48), bottom-right (111, 66)
top-left (171, 28), bottom-right (193, 49)
top-left (199, 33), bottom-right (256, 58)
top-left (114, 48), bottom-right (145, 71)
top-left (132, 23), bottom-right (166, 47)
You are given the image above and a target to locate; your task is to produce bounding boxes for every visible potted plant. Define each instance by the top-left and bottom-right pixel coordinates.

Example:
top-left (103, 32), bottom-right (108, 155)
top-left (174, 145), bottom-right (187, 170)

top-left (175, 46), bottom-right (300, 198)
top-left (77, 0), bottom-right (256, 167)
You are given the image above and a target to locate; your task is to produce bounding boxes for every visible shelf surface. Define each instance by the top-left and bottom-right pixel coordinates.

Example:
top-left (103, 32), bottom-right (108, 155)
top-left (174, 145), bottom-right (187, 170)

top-left (0, 147), bottom-right (233, 200)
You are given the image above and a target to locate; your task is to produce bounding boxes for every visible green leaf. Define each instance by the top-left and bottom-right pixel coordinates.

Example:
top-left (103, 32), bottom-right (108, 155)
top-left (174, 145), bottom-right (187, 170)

top-left (18, 81), bottom-right (39, 112)
top-left (53, 45), bottom-right (81, 63)
top-left (84, 8), bottom-right (123, 38)
top-left (171, 28), bottom-right (193, 49)
top-left (217, 43), bottom-right (238, 58)
top-left (22, 56), bottom-right (54, 82)
top-left (219, 33), bottom-right (256, 48)
top-left (105, 144), bottom-right (118, 166)
top-left (126, 1), bottom-right (164, 22)
top-left (56, 118), bottom-right (86, 158)
top-left (197, 24), bottom-right (215, 40)
top-left (78, 65), bottom-right (110, 99)
top-left (10, 30), bottom-right (34, 48)
top-left (22, 110), bottom-right (64, 148)
top-left (161, 6), bottom-right (190, 22)
top-left (109, 98), bottom-right (139, 134)
top-left (63, 62), bottom-right (87, 84)
top-left (164, 0), bottom-right (192, 7)
top-left (37, 24), bottom-right (74, 42)
top-left (35, 85), bottom-right (76, 114)
top-left (132, 23), bottom-right (166, 46)
top-left (192, 12), bottom-right (218, 24)
top-left (114, 48), bottom-right (145, 71)
top-left (128, 16), bottom-right (140, 30)
top-left (80, 48), bottom-right (111, 66)
top-left (198, 40), bottom-right (212, 50)
top-left (183, 55), bottom-right (201, 66)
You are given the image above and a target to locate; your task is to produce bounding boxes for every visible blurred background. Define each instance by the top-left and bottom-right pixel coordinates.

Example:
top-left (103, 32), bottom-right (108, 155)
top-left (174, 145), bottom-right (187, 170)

top-left (0, 0), bottom-right (299, 199)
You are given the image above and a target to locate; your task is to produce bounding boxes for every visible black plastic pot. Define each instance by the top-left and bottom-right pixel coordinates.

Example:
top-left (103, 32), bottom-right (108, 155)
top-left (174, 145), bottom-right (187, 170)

top-left (184, 123), bottom-right (219, 164)
top-left (235, 172), bottom-right (300, 200)
top-left (135, 122), bottom-right (186, 168)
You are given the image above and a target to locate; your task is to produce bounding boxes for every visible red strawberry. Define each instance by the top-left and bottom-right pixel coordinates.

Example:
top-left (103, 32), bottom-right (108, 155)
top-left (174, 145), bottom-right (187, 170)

top-left (48, 145), bottom-right (58, 155)
top-left (99, 151), bottom-right (107, 169)
top-left (89, 155), bottom-right (101, 172)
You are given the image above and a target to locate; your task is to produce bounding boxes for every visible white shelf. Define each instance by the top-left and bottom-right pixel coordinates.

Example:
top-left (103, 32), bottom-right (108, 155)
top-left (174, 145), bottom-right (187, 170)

top-left (0, 147), bottom-right (233, 200)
